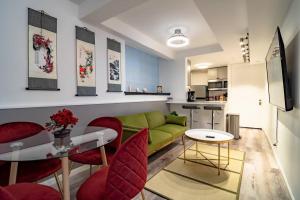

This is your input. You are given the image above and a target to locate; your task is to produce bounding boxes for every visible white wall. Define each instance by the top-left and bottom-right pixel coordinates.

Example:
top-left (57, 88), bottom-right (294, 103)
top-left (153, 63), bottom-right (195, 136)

top-left (262, 0), bottom-right (300, 199)
top-left (0, 0), bottom-right (167, 109)
top-left (159, 57), bottom-right (187, 100)
top-left (227, 63), bottom-right (267, 128)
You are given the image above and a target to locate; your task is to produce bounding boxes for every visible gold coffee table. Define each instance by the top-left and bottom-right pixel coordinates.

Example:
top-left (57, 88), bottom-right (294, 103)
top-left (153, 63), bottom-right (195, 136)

top-left (183, 129), bottom-right (234, 175)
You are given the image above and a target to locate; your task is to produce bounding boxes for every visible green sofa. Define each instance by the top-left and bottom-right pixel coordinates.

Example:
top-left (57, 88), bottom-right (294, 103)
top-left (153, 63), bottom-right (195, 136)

top-left (117, 111), bottom-right (187, 156)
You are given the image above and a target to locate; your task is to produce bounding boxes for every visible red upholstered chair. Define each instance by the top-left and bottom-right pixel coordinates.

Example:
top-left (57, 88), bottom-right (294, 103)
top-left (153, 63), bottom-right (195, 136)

top-left (69, 117), bottom-right (123, 173)
top-left (0, 122), bottom-right (62, 190)
top-left (77, 128), bottom-right (148, 200)
top-left (0, 183), bottom-right (61, 200)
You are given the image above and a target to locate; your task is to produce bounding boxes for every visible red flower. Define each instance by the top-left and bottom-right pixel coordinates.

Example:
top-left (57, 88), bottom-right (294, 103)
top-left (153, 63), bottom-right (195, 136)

top-left (46, 109), bottom-right (78, 132)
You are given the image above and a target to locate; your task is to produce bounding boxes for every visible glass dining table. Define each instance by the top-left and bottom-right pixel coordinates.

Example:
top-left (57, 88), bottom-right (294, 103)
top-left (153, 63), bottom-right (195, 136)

top-left (0, 126), bottom-right (118, 200)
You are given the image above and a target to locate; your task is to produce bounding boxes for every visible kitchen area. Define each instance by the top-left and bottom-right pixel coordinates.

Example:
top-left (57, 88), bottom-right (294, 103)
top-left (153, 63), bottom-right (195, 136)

top-left (167, 64), bottom-right (230, 131)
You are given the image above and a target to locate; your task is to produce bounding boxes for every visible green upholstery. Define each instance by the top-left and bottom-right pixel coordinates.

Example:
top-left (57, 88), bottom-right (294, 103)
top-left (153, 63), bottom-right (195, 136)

top-left (148, 130), bottom-right (173, 155)
top-left (145, 111), bottom-right (166, 129)
top-left (117, 111), bottom-right (186, 156)
top-left (155, 124), bottom-right (187, 139)
top-left (117, 113), bottom-right (149, 129)
top-left (166, 114), bottom-right (187, 126)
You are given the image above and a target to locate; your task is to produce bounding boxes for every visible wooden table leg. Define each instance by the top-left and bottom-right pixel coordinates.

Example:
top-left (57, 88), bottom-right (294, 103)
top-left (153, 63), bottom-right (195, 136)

top-left (61, 157), bottom-right (70, 200)
top-left (228, 142), bottom-right (230, 165)
top-left (9, 162), bottom-right (18, 185)
top-left (100, 146), bottom-right (108, 167)
top-left (218, 144), bottom-right (220, 175)
top-left (196, 141), bottom-right (198, 156)
top-left (183, 136), bottom-right (186, 163)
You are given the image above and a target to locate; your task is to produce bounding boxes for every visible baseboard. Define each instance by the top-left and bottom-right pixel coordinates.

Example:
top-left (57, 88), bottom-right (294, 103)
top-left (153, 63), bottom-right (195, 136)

top-left (262, 129), bottom-right (295, 200)
top-left (240, 126), bottom-right (262, 130)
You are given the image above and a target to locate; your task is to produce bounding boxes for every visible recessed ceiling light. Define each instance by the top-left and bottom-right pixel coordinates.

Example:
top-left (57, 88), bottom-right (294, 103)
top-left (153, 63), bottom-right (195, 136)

top-left (194, 62), bottom-right (212, 69)
top-left (167, 28), bottom-right (189, 48)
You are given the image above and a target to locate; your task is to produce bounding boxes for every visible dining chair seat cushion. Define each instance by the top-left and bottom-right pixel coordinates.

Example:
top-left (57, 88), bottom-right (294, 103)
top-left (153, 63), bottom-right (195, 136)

top-left (0, 159), bottom-right (61, 186)
top-left (3, 183), bottom-right (61, 200)
top-left (69, 147), bottom-right (116, 165)
top-left (76, 166), bottom-right (108, 200)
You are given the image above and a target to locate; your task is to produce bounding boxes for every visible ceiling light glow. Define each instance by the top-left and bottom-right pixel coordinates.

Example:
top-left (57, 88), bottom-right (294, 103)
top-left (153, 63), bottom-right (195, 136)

top-left (194, 62), bottom-right (212, 69)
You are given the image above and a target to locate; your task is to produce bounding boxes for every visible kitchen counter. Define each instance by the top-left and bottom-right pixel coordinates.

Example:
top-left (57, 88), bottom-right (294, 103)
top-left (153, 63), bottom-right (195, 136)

top-left (166, 100), bottom-right (227, 106)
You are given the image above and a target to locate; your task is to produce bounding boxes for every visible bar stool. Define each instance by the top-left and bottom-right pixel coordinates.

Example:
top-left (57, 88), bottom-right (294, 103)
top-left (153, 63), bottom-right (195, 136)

top-left (204, 106), bottom-right (222, 129)
top-left (182, 105), bottom-right (200, 129)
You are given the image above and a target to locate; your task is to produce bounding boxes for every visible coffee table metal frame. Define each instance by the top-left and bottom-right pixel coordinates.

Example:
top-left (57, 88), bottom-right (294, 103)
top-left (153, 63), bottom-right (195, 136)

top-left (183, 130), bottom-right (233, 175)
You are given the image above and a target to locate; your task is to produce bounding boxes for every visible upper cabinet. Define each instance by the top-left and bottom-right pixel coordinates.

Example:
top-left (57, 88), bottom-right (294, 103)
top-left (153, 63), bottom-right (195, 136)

top-left (191, 69), bottom-right (208, 85)
top-left (208, 67), bottom-right (227, 80)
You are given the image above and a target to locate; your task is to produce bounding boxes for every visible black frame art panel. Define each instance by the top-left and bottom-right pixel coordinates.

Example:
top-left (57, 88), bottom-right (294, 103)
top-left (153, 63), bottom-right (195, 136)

top-left (107, 38), bottom-right (122, 92)
top-left (75, 26), bottom-right (97, 96)
top-left (27, 8), bottom-right (59, 90)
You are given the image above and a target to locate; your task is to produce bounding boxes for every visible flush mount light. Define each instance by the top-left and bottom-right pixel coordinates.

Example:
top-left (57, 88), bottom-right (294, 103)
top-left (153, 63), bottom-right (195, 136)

top-left (194, 62), bottom-right (212, 69)
top-left (167, 28), bottom-right (189, 48)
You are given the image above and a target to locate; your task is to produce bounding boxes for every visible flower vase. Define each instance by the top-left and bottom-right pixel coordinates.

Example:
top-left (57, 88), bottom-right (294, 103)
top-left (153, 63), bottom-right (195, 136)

top-left (53, 129), bottom-right (72, 152)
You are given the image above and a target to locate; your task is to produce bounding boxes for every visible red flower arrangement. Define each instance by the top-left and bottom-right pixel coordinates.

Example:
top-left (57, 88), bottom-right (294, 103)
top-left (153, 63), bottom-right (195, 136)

top-left (46, 109), bottom-right (78, 133)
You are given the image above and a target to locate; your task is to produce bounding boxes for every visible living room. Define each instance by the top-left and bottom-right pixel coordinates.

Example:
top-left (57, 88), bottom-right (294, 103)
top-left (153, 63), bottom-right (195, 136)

top-left (0, 0), bottom-right (299, 200)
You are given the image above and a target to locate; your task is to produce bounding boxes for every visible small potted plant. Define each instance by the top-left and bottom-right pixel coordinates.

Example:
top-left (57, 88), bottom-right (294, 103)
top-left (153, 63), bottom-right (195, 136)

top-left (46, 109), bottom-right (78, 138)
top-left (46, 109), bottom-right (78, 151)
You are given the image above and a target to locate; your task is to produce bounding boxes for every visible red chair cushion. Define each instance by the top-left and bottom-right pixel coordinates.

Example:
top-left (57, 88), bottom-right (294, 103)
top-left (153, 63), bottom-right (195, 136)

top-left (0, 159), bottom-right (61, 186)
top-left (0, 122), bottom-right (44, 143)
top-left (5, 183), bottom-right (61, 200)
top-left (69, 147), bottom-right (116, 165)
top-left (0, 187), bottom-right (15, 200)
top-left (76, 167), bottom-right (108, 200)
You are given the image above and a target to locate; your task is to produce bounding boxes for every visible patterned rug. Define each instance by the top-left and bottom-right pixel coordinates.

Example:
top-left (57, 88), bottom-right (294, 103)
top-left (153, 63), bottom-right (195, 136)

top-left (145, 143), bottom-right (245, 200)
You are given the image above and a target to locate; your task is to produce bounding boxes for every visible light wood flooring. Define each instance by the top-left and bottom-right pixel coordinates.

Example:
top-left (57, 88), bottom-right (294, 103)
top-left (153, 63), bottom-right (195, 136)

top-left (52, 128), bottom-right (291, 200)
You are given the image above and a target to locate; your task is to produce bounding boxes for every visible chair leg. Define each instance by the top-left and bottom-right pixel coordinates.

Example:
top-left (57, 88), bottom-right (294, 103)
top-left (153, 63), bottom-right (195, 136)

top-left (54, 173), bottom-right (63, 196)
top-left (141, 189), bottom-right (146, 200)
top-left (89, 165), bottom-right (93, 176)
top-left (69, 161), bottom-right (73, 175)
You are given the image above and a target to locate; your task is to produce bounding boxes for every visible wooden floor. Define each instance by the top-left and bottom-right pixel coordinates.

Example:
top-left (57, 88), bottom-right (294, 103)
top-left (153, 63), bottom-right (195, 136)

top-left (55, 128), bottom-right (291, 200)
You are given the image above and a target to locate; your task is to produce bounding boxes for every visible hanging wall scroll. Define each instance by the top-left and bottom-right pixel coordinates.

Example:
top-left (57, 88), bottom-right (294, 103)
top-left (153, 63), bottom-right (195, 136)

top-left (75, 26), bottom-right (97, 96)
top-left (107, 38), bottom-right (122, 92)
top-left (27, 8), bottom-right (59, 91)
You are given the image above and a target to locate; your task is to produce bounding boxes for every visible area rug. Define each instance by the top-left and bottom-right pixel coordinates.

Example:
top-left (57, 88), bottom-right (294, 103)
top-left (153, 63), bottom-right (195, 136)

top-left (145, 143), bottom-right (245, 200)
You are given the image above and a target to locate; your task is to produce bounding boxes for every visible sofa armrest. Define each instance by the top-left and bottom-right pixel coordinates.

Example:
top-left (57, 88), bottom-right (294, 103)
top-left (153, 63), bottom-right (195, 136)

top-left (122, 125), bottom-right (152, 144)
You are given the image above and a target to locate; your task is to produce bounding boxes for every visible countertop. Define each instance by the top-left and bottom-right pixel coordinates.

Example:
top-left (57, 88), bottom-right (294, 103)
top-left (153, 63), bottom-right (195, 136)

top-left (166, 100), bottom-right (227, 106)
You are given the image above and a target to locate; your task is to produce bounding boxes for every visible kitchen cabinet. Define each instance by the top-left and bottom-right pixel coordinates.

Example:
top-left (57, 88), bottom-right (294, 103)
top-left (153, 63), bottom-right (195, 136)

top-left (208, 67), bottom-right (227, 80)
top-left (190, 70), bottom-right (208, 85)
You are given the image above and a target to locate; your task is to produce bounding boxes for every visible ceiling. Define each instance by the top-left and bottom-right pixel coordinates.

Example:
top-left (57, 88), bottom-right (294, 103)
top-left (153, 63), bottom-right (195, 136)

top-left (117, 0), bottom-right (218, 51)
top-left (71, 0), bottom-right (293, 66)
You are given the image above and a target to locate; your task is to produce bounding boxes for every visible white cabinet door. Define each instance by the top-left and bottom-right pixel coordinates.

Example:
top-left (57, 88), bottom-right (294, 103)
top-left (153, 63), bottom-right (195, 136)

top-left (217, 67), bottom-right (228, 80)
top-left (208, 68), bottom-right (217, 80)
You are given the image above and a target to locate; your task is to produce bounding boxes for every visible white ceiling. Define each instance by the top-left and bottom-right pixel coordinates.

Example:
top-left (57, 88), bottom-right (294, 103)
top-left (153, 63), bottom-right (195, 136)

top-left (71, 0), bottom-right (293, 65)
top-left (116, 0), bottom-right (218, 51)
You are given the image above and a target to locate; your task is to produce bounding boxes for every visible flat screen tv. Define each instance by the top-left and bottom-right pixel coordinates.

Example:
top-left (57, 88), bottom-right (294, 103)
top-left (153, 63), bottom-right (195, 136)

top-left (265, 27), bottom-right (293, 111)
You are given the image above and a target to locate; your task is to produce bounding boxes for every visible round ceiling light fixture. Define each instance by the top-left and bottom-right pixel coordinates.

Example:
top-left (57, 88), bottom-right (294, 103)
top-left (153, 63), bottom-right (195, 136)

top-left (167, 28), bottom-right (189, 48)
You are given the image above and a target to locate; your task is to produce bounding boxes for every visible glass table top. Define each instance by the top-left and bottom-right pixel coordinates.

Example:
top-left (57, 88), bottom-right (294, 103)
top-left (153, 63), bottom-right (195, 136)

top-left (0, 126), bottom-right (117, 162)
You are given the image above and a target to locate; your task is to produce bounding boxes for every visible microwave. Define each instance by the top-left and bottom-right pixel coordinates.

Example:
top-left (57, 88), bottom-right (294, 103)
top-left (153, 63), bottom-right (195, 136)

top-left (208, 80), bottom-right (227, 90)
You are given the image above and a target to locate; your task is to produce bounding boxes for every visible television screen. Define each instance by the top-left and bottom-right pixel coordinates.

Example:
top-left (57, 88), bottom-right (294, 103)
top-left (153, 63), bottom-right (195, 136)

top-left (265, 27), bottom-right (293, 111)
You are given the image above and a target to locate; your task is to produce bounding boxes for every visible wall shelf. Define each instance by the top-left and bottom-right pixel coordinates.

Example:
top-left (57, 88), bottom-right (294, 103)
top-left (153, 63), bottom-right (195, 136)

top-left (124, 92), bottom-right (171, 96)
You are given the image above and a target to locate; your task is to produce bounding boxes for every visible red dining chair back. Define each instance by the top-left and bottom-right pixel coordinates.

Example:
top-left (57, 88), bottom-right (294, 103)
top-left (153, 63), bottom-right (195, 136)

top-left (104, 128), bottom-right (148, 199)
top-left (0, 186), bottom-right (14, 200)
top-left (76, 128), bottom-right (148, 200)
top-left (88, 117), bottom-right (123, 151)
top-left (0, 122), bottom-right (44, 143)
top-left (0, 122), bottom-right (61, 189)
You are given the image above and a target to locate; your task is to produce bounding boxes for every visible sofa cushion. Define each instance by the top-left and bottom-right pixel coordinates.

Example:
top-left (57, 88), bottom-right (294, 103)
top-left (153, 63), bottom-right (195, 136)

top-left (166, 115), bottom-right (187, 126)
top-left (148, 130), bottom-right (173, 155)
top-left (117, 113), bottom-right (149, 129)
top-left (155, 124), bottom-right (187, 139)
top-left (145, 111), bottom-right (166, 129)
